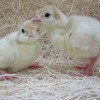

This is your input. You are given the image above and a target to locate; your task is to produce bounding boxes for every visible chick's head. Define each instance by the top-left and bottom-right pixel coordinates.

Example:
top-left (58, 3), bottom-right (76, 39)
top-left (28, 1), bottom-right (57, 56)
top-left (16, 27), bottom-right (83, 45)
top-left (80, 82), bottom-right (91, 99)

top-left (17, 20), bottom-right (39, 43)
top-left (32, 6), bottom-right (64, 29)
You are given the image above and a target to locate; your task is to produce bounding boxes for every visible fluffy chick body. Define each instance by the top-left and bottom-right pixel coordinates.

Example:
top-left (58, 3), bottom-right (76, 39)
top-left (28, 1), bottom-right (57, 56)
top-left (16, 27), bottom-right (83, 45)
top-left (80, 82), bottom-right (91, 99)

top-left (34, 6), bottom-right (100, 63)
top-left (32, 6), bottom-right (100, 76)
top-left (47, 15), bottom-right (100, 63)
top-left (0, 21), bottom-right (41, 72)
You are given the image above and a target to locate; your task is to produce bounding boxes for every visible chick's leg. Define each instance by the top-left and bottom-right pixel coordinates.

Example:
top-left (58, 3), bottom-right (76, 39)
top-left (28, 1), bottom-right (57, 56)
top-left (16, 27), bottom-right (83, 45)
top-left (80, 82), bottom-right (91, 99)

top-left (69, 56), bottom-right (98, 77)
top-left (83, 56), bottom-right (98, 76)
top-left (0, 70), bottom-right (15, 81)
top-left (29, 62), bottom-right (43, 70)
top-left (73, 56), bottom-right (98, 76)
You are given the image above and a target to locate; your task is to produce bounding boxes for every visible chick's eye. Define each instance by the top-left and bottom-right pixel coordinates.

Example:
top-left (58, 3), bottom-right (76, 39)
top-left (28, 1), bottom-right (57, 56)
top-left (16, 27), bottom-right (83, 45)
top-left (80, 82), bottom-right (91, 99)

top-left (45, 13), bottom-right (50, 18)
top-left (22, 29), bottom-right (25, 33)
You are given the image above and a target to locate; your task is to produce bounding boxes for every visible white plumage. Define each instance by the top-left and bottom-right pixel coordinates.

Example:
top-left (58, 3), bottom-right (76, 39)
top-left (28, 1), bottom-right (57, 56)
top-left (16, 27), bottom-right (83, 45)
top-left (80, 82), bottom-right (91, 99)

top-left (0, 20), bottom-right (41, 80)
top-left (32, 6), bottom-right (100, 76)
top-left (48, 15), bottom-right (100, 60)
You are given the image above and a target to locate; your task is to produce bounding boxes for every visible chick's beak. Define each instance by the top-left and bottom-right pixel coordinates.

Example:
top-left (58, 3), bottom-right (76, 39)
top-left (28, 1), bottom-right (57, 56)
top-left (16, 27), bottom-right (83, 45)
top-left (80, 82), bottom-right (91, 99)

top-left (28, 30), bottom-right (37, 37)
top-left (31, 16), bottom-right (41, 22)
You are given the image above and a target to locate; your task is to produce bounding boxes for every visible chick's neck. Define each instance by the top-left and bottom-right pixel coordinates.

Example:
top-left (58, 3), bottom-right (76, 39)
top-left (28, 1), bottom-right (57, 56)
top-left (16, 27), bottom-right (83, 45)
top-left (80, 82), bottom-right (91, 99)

top-left (46, 16), bottom-right (68, 37)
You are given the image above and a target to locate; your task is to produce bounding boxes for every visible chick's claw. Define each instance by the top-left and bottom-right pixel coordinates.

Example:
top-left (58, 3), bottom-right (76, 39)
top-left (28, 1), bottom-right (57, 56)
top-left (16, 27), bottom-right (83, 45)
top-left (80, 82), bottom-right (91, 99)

top-left (68, 72), bottom-right (85, 77)
top-left (74, 66), bottom-right (87, 70)
top-left (29, 62), bottom-right (43, 70)
top-left (0, 70), bottom-right (16, 81)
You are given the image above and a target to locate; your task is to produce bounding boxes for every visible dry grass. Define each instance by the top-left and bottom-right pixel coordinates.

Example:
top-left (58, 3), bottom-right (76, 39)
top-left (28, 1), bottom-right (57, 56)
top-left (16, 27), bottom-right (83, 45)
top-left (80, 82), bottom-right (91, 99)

top-left (0, 0), bottom-right (100, 99)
